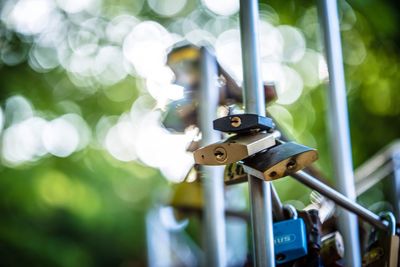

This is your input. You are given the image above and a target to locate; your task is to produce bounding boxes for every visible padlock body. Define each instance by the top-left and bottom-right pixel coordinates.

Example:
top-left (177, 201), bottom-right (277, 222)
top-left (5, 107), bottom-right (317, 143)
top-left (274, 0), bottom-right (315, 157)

top-left (213, 113), bottom-right (274, 134)
top-left (193, 133), bottom-right (275, 165)
top-left (243, 141), bottom-right (318, 181)
top-left (273, 218), bottom-right (308, 264)
top-left (389, 235), bottom-right (399, 267)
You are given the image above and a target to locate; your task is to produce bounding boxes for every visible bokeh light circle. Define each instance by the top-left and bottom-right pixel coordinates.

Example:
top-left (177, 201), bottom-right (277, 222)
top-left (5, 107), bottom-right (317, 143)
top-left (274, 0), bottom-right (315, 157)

top-left (261, 63), bottom-right (303, 105)
top-left (93, 46), bottom-right (127, 86)
top-left (56, 0), bottom-right (96, 14)
top-left (202, 0), bottom-right (239, 16)
top-left (123, 21), bottom-right (173, 78)
top-left (259, 21), bottom-right (283, 62)
top-left (5, 95), bottom-right (34, 125)
top-left (148, 0), bottom-right (187, 17)
top-left (105, 117), bottom-right (137, 162)
top-left (278, 25), bottom-right (306, 63)
top-left (4, 0), bottom-right (55, 35)
top-left (215, 29), bottom-right (242, 81)
top-left (42, 117), bottom-right (80, 157)
top-left (2, 117), bottom-right (47, 165)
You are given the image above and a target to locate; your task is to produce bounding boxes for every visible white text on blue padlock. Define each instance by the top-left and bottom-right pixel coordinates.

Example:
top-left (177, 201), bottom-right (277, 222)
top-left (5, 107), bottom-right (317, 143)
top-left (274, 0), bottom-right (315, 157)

top-left (273, 218), bottom-right (308, 264)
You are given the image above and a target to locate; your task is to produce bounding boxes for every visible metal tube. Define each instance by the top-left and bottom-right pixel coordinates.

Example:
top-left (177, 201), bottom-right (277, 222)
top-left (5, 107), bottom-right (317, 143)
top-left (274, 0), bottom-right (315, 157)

top-left (199, 47), bottom-right (227, 267)
top-left (353, 141), bottom-right (400, 217)
top-left (239, 0), bottom-right (275, 266)
top-left (146, 208), bottom-right (173, 267)
top-left (356, 161), bottom-right (393, 196)
top-left (318, 0), bottom-right (361, 265)
top-left (354, 141), bottom-right (400, 182)
top-left (292, 171), bottom-right (388, 231)
top-left (391, 151), bottom-right (400, 220)
top-left (271, 184), bottom-right (285, 221)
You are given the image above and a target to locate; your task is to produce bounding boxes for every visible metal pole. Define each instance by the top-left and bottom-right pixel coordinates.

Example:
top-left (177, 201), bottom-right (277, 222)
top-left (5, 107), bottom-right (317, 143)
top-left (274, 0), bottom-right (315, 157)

top-left (391, 151), bottom-right (400, 220)
top-left (271, 184), bottom-right (285, 220)
top-left (292, 171), bottom-right (388, 231)
top-left (318, 0), bottom-right (361, 265)
top-left (239, 0), bottom-right (275, 266)
top-left (354, 141), bottom-right (400, 197)
top-left (146, 208), bottom-right (173, 267)
top-left (199, 47), bottom-right (226, 267)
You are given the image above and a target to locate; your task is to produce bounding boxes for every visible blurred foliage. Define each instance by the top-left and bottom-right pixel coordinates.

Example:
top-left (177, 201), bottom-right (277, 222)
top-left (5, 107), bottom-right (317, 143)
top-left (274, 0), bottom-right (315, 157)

top-left (0, 0), bottom-right (400, 266)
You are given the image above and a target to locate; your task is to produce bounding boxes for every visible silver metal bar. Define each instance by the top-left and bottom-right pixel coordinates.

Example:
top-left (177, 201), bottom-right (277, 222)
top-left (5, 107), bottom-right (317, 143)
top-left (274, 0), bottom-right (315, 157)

top-left (354, 141), bottom-right (400, 204)
top-left (318, 0), bottom-right (361, 265)
top-left (292, 171), bottom-right (388, 231)
top-left (356, 161), bottom-right (393, 196)
top-left (199, 47), bottom-right (227, 267)
top-left (354, 141), bottom-right (400, 219)
top-left (146, 208), bottom-right (173, 267)
top-left (391, 151), bottom-right (400, 220)
top-left (354, 141), bottom-right (400, 183)
top-left (239, 0), bottom-right (275, 266)
top-left (271, 183), bottom-right (285, 221)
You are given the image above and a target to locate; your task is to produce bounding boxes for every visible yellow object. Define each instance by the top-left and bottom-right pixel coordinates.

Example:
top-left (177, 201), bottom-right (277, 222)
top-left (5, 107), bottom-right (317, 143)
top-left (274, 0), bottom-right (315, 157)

top-left (168, 166), bottom-right (204, 209)
top-left (167, 46), bottom-right (200, 65)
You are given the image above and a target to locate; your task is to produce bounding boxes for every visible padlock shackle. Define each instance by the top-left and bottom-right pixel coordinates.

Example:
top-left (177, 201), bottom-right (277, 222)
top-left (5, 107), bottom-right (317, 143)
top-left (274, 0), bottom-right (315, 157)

top-left (283, 204), bottom-right (298, 220)
top-left (292, 171), bottom-right (389, 232)
top-left (379, 211), bottom-right (396, 235)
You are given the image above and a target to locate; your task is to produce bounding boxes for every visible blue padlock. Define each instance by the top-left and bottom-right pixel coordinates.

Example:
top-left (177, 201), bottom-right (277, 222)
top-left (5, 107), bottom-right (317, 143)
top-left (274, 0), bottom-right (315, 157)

top-left (273, 206), bottom-right (308, 264)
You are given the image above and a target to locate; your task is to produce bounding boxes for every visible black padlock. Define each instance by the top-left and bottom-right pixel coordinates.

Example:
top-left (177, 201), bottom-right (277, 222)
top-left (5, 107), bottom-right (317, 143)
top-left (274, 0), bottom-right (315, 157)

top-left (242, 141), bottom-right (318, 181)
top-left (213, 113), bottom-right (275, 134)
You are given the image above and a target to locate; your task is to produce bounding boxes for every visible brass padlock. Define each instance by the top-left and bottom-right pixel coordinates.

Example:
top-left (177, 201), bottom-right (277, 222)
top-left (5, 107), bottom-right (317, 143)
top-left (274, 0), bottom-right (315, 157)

top-left (380, 211), bottom-right (399, 267)
top-left (193, 133), bottom-right (276, 165)
top-left (242, 141), bottom-right (318, 181)
top-left (321, 231), bottom-right (345, 265)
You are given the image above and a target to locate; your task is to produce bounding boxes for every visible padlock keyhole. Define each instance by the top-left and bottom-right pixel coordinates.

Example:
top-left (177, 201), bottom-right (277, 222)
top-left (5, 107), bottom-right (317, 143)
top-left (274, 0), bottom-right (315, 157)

top-left (214, 147), bottom-right (227, 162)
top-left (286, 159), bottom-right (297, 170)
top-left (230, 116), bottom-right (241, 128)
top-left (276, 253), bottom-right (286, 261)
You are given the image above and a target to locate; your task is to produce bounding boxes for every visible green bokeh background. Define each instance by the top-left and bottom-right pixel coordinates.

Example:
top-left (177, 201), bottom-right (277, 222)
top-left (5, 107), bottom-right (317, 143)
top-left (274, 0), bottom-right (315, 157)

top-left (0, 0), bottom-right (400, 266)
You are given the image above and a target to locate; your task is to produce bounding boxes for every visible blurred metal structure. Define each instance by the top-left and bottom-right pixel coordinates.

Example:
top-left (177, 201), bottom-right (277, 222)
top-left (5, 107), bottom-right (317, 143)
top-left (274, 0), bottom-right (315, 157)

top-left (292, 171), bottom-right (388, 231)
top-left (318, 0), bottom-right (361, 265)
top-left (199, 47), bottom-right (227, 267)
top-left (146, 207), bottom-right (201, 267)
top-left (355, 141), bottom-right (400, 220)
top-left (239, 0), bottom-right (275, 265)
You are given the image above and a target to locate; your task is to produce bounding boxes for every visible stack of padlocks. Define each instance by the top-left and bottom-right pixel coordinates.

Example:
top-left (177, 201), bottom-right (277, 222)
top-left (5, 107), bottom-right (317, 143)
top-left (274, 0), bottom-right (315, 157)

top-left (158, 44), bottom-right (399, 266)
